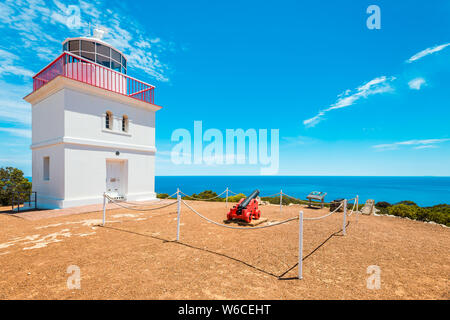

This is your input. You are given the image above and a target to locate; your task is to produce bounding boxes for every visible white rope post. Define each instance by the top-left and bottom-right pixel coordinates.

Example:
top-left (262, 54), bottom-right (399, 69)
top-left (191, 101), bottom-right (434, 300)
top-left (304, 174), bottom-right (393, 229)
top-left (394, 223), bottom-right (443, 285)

top-left (176, 188), bottom-right (181, 241)
top-left (342, 199), bottom-right (347, 235)
top-left (102, 192), bottom-right (106, 226)
top-left (279, 189), bottom-right (283, 213)
top-left (298, 211), bottom-right (303, 280)
top-left (226, 187), bottom-right (229, 208)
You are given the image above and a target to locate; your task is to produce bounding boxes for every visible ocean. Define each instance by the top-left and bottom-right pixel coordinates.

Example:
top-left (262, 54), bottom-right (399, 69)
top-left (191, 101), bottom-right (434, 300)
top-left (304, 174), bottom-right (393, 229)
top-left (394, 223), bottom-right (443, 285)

top-left (155, 176), bottom-right (450, 207)
top-left (25, 175), bottom-right (450, 207)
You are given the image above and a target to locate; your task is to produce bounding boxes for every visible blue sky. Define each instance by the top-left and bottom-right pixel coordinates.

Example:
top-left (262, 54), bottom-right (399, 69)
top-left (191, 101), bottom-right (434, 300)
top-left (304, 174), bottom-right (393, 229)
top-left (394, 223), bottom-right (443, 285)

top-left (0, 0), bottom-right (449, 176)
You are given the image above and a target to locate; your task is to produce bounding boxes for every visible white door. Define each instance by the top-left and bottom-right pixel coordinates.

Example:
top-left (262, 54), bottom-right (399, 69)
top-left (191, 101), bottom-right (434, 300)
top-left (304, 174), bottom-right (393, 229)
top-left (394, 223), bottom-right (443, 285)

top-left (106, 161), bottom-right (122, 197)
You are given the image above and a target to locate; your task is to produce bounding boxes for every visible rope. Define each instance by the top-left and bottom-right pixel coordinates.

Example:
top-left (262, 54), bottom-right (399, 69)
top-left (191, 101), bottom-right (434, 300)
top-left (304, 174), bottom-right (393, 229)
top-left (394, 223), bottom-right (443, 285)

top-left (158, 191), bottom-right (179, 200)
top-left (179, 189), bottom-right (227, 200)
top-left (181, 200), bottom-right (298, 230)
top-left (303, 203), bottom-right (343, 221)
top-left (260, 192), bottom-right (282, 198)
top-left (105, 195), bottom-right (177, 211)
top-left (281, 192), bottom-right (306, 202)
top-left (227, 190), bottom-right (281, 198)
top-left (347, 201), bottom-right (357, 216)
top-left (123, 191), bottom-right (179, 205)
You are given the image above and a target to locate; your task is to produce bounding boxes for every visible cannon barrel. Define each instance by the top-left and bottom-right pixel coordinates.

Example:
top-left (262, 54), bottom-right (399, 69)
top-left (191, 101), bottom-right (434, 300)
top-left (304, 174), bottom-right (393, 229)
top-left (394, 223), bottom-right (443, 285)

top-left (238, 189), bottom-right (260, 210)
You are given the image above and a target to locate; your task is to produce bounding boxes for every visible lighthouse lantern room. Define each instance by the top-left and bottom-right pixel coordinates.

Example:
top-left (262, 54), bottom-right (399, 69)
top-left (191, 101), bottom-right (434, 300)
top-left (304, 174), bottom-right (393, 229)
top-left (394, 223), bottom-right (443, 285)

top-left (24, 32), bottom-right (161, 209)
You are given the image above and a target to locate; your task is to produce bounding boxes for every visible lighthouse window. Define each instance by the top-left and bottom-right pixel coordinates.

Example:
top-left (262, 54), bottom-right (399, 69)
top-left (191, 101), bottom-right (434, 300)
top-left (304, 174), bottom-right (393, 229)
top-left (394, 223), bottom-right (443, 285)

top-left (111, 60), bottom-right (121, 72)
top-left (122, 115), bottom-right (129, 132)
top-left (81, 40), bottom-right (95, 52)
top-left (68, 40), bottom-right (80, 52)
top-left (111, 49), bottom-right (121, 63)
top-left (81, 51), bottom-right (95, 62)
top-left (43, 157), bottom-right (50, 181)
top-left (96, 43), bottom-right (110, 57)
top-left (105, 111), bottom-right (113, 129)
top-left (64, 39), bottom-right (127, 74)
top-left (97, 54), bottom-right (110, 68)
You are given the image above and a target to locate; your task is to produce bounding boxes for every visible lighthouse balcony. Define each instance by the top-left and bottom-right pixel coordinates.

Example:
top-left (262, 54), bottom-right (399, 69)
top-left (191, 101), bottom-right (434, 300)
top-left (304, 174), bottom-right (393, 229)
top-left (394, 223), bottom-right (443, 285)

top-left (31, 51), bottom-right (155, 105)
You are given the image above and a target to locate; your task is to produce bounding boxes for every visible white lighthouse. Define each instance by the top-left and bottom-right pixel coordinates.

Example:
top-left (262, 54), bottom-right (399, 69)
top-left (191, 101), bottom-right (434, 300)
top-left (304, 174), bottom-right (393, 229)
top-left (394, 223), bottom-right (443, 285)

top-left (24, 33), bottom-right (161, 209)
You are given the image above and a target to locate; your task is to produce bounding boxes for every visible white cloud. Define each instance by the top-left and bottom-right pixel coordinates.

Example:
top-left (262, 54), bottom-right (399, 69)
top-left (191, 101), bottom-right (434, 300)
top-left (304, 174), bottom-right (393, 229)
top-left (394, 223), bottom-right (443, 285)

top-left (303, 76), bottom-right (396, 127)
top-left (281, 135), bottom-right (317, 147)
top-left (0, 84), bottom-right (32, 125)
top-left (0, 0), bottom-right (176, 152)
top-left (0, 49), bottom-right (34, 78)
top-left (406, 43), bottom-right (450, 63)
top-left (373, 139), bottom-right (450, 151)
top-left (0, 0), bottom-right (173, 82)
top-left (0, 127), bottom-right (31, 138)
top-left (414, 145), bottom-right (436, 150)
top-left (408, 77), bottom-right (426, 90)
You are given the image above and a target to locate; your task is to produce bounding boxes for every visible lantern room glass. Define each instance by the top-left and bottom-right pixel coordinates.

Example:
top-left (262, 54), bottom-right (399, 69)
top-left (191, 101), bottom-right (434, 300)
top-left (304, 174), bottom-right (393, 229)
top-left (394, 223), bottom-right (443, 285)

top-left (63, 39), bottom-right (127, 74)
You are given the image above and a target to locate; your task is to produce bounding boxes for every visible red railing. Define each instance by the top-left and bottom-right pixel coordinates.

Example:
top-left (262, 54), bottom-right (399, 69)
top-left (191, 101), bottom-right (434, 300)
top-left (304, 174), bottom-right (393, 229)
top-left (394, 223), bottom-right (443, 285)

top-left (32, 52), bottom-right (155, 105)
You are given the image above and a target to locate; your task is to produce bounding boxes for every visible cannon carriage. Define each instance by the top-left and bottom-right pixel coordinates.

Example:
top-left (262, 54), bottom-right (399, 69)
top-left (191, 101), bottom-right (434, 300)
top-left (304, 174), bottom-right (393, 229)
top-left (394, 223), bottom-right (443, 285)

top-left (227, 189), bottom-right (261, 223)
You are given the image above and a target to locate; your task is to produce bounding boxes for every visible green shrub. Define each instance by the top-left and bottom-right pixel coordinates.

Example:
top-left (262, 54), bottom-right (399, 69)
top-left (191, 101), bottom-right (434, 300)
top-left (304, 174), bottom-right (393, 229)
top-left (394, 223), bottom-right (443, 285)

top-left (157, 193), bottom-right (169, 199)
top-left (0, 167), bottom-right (32, 206)
top-left (388, 204), bottom-right (419, 219)
top-left (384, 203), bottom-right (450, 227)
top-left (397, 200), bottom-right (417, 206)
top-left (375, 201), bottom-right (391, 208)
top-left (227, 193), bottom-right (246, 203)
top-left (184, 190), bottom-right (224, 202)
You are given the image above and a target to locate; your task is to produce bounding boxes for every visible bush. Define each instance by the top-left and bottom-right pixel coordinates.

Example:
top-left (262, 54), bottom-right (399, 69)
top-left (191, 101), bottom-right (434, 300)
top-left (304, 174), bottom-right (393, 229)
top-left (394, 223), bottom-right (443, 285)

top-left (261, 195), bottom-right (312, 206)
top-left (375, 201), bottom-right (391, 208)
top-left (387, 204), bottom-right (419, 219)
top-left (0, 167), bottom-right (32, 206)
top-left (227, 193), bottom-right (246, 203)
top-left (185, 190), bottom-right (223, 202)
top-left (397, 200), bottom-right (417, 206)
top-left (157, 193), bottom-right (169, 199)
top-left (383, 203), bottom-right (450, 227)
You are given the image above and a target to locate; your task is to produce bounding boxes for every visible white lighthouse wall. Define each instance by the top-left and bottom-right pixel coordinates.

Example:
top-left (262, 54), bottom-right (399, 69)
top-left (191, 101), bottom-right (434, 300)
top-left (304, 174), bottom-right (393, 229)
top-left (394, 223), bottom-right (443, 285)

top-left (63, 145), bottom-right (155, 207)
top-left (30, 84), bottom-right (157, 209)
top-left (32, 144), bottom-right (65, 208)
top-left (63, 88), bottom-right (155, 147)
top-left (31, 91), bottom-right (66, 208)
top-left (32, 90), bottom-right (65, 144)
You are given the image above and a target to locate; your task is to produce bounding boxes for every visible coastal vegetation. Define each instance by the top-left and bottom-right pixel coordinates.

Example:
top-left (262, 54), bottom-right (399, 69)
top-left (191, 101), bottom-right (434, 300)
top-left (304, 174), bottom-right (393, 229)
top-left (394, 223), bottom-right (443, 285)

top-left (0, 167), bottom-right (32, 206)
top-left (157, 190), bottom-right (449, 227)
top-left (375, 201), bottom-right (450, 227)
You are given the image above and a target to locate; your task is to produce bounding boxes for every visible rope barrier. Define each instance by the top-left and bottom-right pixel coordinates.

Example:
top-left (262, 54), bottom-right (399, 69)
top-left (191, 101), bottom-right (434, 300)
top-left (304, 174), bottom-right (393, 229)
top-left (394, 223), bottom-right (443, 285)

top-left (160, 191), bottom-right (180, 200)
top-left (103, 187), bottom-right (357, 281)
top-left (260, 191), bottom-right (282, 198)
top-left (181, 200), bottom-right (298, 230)
top-left (122, 191), bottom-right (179, 205)
top-left (105, 194), bottom-right (178, 211)
top-left (179, 189), bottom-right (227, 200)
top-left (347, 201), bottom-right (357, 216)
top-left (303, 203), bottom-right (343, 221)
top-left (228, 190), bottom-right (281, 198)
top-left (281, 192), bottom-right (307, 202)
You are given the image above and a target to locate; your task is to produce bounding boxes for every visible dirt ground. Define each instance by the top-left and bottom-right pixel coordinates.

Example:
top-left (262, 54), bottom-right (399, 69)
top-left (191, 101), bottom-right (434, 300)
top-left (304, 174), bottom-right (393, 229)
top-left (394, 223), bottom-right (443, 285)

top-left (0, 200), bottom-right (449, 300)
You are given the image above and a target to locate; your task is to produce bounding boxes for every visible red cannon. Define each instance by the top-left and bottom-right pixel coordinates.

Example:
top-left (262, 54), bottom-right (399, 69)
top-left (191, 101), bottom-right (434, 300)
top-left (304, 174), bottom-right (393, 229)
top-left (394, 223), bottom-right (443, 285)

top-left (227, 189), bottom-right (261, 223)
